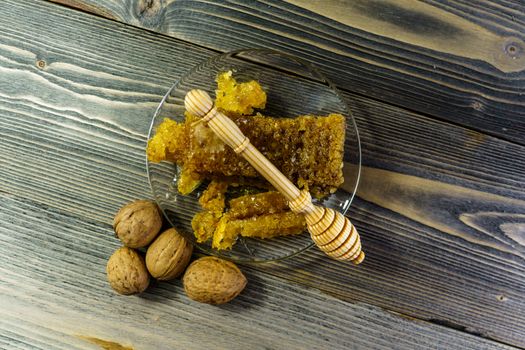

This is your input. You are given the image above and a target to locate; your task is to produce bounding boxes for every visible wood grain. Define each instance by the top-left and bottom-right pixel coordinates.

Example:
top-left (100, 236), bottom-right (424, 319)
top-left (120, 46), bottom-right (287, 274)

top-left (0, 194), bottom-right (517, 350)
top-left (48, 0), bottom-right (525, 144)
top-left (354, 166), bottom-right (525, 259)
top-left (1, 0), bottom-right (525, 347)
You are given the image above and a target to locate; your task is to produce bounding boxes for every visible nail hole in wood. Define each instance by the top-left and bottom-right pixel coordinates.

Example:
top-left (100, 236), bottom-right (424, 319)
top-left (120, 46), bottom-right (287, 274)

top-left (471, 101), bottom-right (483, 111)
top-left (504, 42), bottom-right (522, 58)
top-left (496, 294), bottom-right (508, 302)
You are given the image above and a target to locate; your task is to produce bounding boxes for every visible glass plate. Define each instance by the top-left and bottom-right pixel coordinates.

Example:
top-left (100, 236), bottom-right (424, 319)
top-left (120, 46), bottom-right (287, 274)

top-left (147, 49), bottom-right (361, 263)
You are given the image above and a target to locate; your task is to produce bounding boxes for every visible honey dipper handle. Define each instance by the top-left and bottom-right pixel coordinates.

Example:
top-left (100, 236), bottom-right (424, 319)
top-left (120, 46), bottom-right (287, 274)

top-left (185, 89), bottom-right (308, 210)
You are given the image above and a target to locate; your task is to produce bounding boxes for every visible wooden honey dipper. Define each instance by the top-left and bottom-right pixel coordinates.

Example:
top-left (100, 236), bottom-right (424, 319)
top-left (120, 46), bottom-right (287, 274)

top-left (185, 89), bottom-right (365, 264)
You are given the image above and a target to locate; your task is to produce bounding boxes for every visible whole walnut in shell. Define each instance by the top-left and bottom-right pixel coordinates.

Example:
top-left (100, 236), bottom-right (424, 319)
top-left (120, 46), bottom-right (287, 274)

top-left (113, 200), bottom-right (162, 248)
top-left (146, 228), bottom-right (193, 281)
top-left (106, 247), bottom-right (150, 295)
top-left (183, 256), bottom-right (247, 304)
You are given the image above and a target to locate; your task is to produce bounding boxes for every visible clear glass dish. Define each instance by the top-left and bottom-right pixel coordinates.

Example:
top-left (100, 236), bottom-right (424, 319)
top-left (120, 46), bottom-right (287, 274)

top-left (147, 49), bottom-right (361, 263)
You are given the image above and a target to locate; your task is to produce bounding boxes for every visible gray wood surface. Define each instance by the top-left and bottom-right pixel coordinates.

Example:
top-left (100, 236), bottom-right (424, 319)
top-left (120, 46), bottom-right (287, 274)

top-left (1, 194), bottom-right (516, 350)
top-left (0, 0), bottom-right (524, 349)
top-left (49, 0), bottom-right (525, 144)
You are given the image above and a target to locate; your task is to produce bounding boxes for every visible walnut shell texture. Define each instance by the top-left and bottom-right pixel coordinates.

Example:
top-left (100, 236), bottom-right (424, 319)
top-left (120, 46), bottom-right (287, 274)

top-left (146, 228), bottom-right (193, 281)
top-left (183, 256), bottom-right (247, 304)
top-left (113, 200), bottom-right (162, 248)
top-left (106, 247), bottom-right (150, 295)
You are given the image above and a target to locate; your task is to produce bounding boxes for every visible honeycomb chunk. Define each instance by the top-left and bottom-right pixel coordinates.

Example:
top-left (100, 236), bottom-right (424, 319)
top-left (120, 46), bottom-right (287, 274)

top-left (215, 70), bottom-right (266, 115)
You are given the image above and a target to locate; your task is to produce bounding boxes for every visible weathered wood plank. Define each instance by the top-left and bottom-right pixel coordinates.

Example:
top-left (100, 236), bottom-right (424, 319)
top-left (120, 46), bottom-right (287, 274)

top-left (48, 0), bottom-right (525, 144)
top-left (0, 193), bottom-right (517, 350)
top-left (1, 0), bottom-right (525, 347)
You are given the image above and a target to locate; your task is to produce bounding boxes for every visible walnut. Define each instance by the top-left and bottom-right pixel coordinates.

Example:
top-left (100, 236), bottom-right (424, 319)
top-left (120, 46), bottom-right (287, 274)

top-left (113, 200), bottom-right (162, 248)
top-left (106, 247), bottom-right (150, 295)
top-left (183, 256), bottom-right (247, 304)
top-left (146, 228), bottom-right (193, 281)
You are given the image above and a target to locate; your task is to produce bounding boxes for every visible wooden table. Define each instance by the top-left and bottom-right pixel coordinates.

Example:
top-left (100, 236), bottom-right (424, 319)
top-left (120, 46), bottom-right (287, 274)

top-left (1, 1), bottom-right (524, 349)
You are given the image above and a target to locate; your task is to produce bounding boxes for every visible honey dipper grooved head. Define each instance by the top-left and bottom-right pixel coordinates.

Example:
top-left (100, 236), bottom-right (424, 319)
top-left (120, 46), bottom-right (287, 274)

top-left (309, 209), bottom-right (364, 264)
top-left (185, 89), bottom-right (214, 118)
